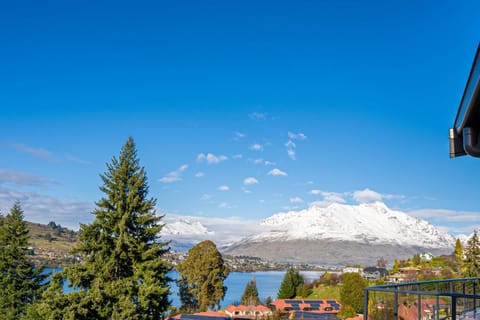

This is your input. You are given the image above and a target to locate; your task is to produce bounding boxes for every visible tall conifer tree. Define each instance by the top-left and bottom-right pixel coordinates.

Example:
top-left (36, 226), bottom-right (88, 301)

top-left (241, 277), bottom-right (260, 306)
top-left (0, 202), bottom-right (47, 319)
top-left (277, 268), bottom-right (304, 299)
top-left (39, 137), bottom-right (171, 319)
top-left (463, 230), bottom-right (480, 277)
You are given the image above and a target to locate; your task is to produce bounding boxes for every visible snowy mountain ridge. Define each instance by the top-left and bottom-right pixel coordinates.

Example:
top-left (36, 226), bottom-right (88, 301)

top-left (161, 218), bottom-right (213, 236)
top-left (246, 201), bottom-right (456, 249)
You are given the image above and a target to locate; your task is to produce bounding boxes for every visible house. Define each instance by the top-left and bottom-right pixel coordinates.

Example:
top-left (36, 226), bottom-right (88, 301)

top-left (398, 267), bottom-right (420, 282)
top-left (386, 272), bottom-right (406, 284)
top-left (362, 267), bottom-right (388, 280)
top-left (449, 43), bottom-right (480, 158)
top-left (169, 311), bottom-right (250, 320)
top-left (387, 266), bottom-right (423, 284)
top-left (270, 299), bottom-right (340, 319)
top-left (342, 267), bottom-right (363, 275)
top-left (419, 252), bottom-right (435, 262)
top-left (224, 305), bottom-right (272, 318)
top-left (397, 299), bottom-right (448, 320)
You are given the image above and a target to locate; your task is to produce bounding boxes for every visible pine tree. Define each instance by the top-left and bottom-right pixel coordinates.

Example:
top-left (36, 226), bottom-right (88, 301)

top-left (462, 230), bottom-right (480, 277)
top-left (0, 202), bottom-right (47, 319)
top-left (241, 277), bottom-right (260, 306)
top-left (38, 137), bottom-right (171, 319)
top-left (455, 238), bottom-right (463, 261)
top-left (412, 254), bottom-right (421, 266)
top-left (392, 259), bottom-right (399, 273)
top-left (376, 257), bottom-right (387, 268)
top-left (277, 268), bottom-right (304, 299)
top-left (295, 283), bottom-right (312, 298)
top-left (177, 240), bottom-right (229, 312)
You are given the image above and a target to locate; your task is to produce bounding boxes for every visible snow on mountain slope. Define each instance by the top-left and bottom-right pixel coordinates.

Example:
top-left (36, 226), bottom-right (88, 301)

top-left (161, 217), bottom-right (213, 237)
top-left (245, 202), bottom-right (455, 249)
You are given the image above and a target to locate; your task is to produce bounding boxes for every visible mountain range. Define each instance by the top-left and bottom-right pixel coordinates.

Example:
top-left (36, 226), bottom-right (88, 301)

top-left (160, 202), bottom-right (461, 265)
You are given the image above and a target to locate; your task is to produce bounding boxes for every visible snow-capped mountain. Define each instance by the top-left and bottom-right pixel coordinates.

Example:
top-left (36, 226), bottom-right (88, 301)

top-left (251, 202), bottom-right (455, 248)
top-left (160, 217), bottom-right (214, 252)
top-left (223, 202), bottom-right (457, 265)
top-left (161, 218), bottom-right (213, 237)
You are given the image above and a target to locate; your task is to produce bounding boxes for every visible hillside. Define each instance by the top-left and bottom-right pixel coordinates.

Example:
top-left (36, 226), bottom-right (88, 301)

top-left (26, 221), bottom-right (79, 267)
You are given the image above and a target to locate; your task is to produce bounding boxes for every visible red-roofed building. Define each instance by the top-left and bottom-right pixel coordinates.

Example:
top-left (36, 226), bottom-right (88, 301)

top-left (397, 299), bottom-right (448, 320)
top-left (270, 299), bottom-right (340, 316)
top-left (167, 311), bottom-right (230, 320)
top-left (167, 311), bottom-right (239, 320)
top-left (196, 311), bottom-right (230, 318)
top-left (224, 304), bottom-right (272, 318)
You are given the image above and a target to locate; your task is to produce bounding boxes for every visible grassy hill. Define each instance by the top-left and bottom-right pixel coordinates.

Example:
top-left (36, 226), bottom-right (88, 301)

top-left (25, 221), bottom-right (79, 267)
top-left (308, 284), bottom-right (341, 300)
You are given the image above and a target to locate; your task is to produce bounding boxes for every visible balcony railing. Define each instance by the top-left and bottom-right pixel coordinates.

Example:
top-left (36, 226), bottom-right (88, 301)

top-left (364, 277), bottom-right (480, 320)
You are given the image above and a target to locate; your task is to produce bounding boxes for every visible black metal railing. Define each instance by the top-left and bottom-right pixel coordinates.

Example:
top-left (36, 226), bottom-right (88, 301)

top-left (364, 277), bottom-right (480, 320)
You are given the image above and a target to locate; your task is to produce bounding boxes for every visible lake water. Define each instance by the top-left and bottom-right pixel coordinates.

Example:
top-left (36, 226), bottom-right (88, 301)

top-left (45, 269), bottom-right (325, 308)
top-left (169, 270), bottom-right (325, 307)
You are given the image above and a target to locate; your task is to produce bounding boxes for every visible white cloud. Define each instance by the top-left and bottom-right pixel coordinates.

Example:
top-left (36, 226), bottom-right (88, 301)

top-left (290, 197), bottom-right (304, 203)
top-left (249, 112), bottom-right (266, 121)
top-left (9, 143), bottom-right (89, 164)
top-left (233, 132), bottom-right (246, 141)
top-left (441, 224), bottom-right (480, 236)
top-left (195, 172), bottom-right (205, 178)
top-left (352, 188), bottom-right (404, 204)
top-left (308, 190), bottom-right (346, 207)
top-left (353, 188), bottom-right (384, 203)
top-left (232, 154), bottom-right (243, 159)
top-left (200, 194), bottom-right (213, 200)
top-left (159, 164), bottom-right (188, 183)
top-left (321, 191), bottom-right (346, 204)
top-left (251, 158), bottom-right (265, 164)
top-left (285, 140), bottom-right (296, 149)
top-left (218, 202), bottom-right (233, 209)
top-left (242, 187), bottom-right (252, 194)
top-left (285, 132), bottom-right (307, 160)
top-left (0, 187), bottom-right (94, 230)
top-left (288, 132), bottom-right (307, 140)
top-left (268, 168), bottom-right (287, 177)
top-left (287, 149), bottom-right (296, 160)
top-left (408, 208), bottom-right (480, 222)
top-left (218, 185), bottom-right (230, 191)
top-left (243, 177), bottom-right (258, 185)
top-left (10, 143), bottom-right (55, 160)
top-left (197, 153), bottom-right (228, 164)
top-left (249, 158), bottom-right (276, 166)
top-left (285, 140), bottom-right (297, 159)
top-left (64, 154), bottom-right (91, 165)
top-left (250, 143), bottom-right (263, 151)
top-left (406, 209), bottom-right (480, 234)
top-left (0, 169), bottom-right (56, 186)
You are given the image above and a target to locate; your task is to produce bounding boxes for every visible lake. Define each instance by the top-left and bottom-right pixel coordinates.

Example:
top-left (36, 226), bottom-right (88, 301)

top-left (170, 270), bottom-right (325, 307)
top-left (45, 269), bottom-right (325, 308)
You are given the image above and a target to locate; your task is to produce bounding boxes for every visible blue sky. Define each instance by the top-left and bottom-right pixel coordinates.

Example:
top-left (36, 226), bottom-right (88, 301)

top-left (0, 0), bottom-right (479, 236)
